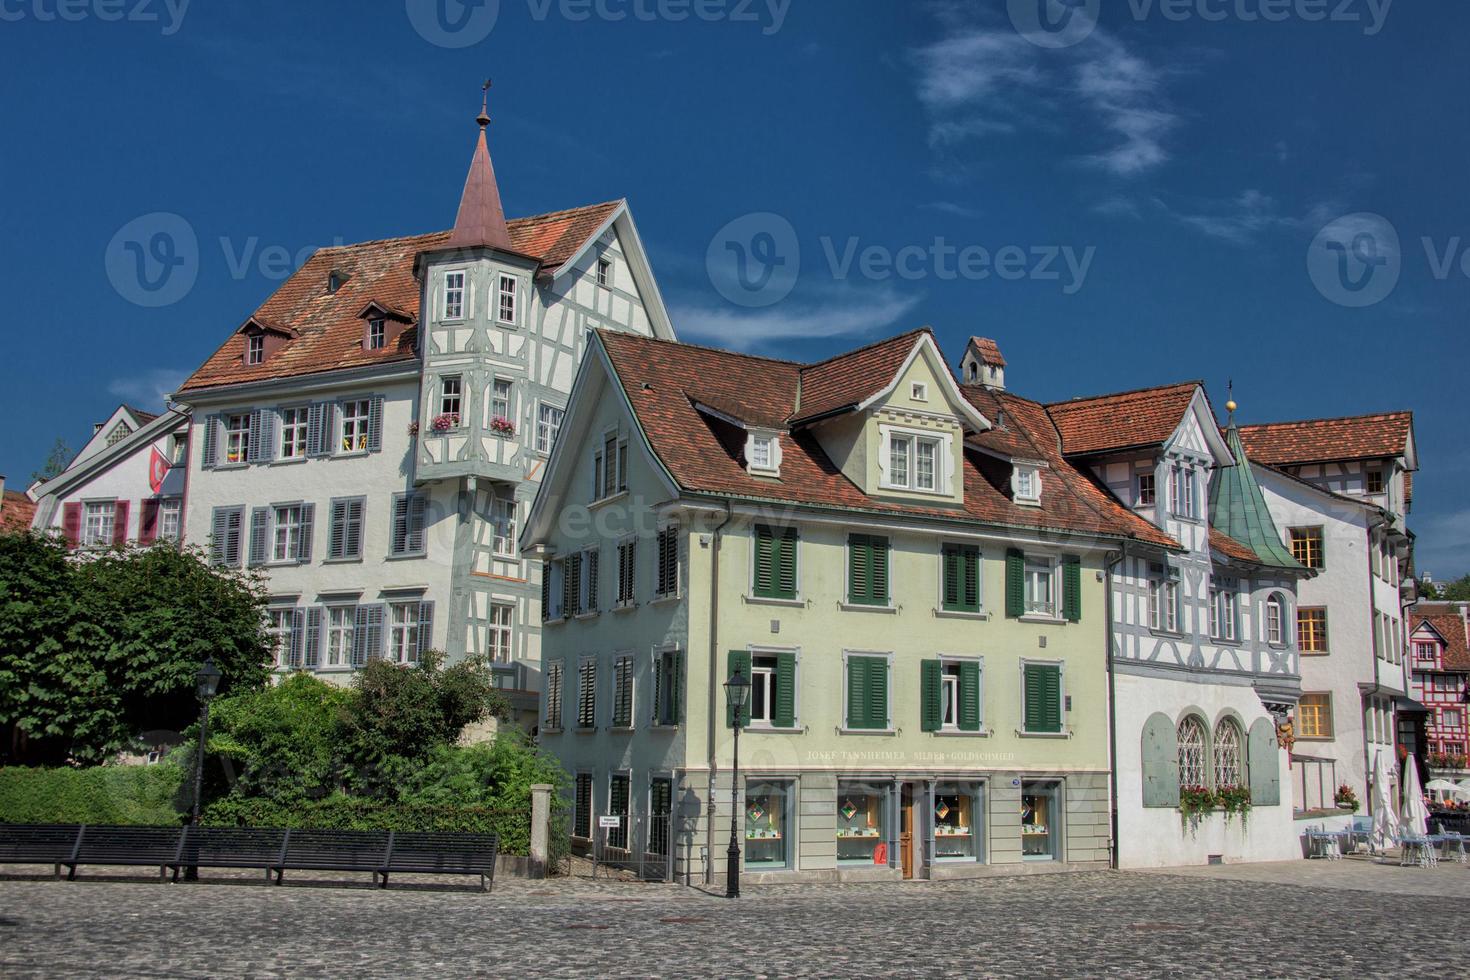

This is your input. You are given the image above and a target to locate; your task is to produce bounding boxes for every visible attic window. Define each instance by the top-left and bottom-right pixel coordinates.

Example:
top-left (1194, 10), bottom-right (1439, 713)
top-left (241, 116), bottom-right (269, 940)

top-left (328, 271), bottom-right (347, 295)
top-left (597, 258), bottom-right (612, 289)
top-left (367, 318), bottom-right (386, 350)
top-left (746, 431), bottom-right (782, 477)
top-left (1014, 464), bottom-right (1041, 505)
top-left (911, 382), bottom-right (929, 402)
top-left (246, 334), bottom-right (265, 365)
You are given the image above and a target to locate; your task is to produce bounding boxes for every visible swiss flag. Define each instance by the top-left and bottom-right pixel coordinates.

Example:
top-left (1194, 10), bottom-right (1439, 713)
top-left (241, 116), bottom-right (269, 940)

top-left (148, 448), bottom-right (170, 495)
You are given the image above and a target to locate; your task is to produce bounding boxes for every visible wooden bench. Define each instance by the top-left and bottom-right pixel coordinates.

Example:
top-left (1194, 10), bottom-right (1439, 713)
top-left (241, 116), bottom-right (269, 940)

top-left (0, 824), bottom-right (85, 879)
top-left (68, 825), bottom-right (186, 881)
top-left (381, 831), bottom-right (499, 892)
top-left (172, 826), bottom-right (289, 883)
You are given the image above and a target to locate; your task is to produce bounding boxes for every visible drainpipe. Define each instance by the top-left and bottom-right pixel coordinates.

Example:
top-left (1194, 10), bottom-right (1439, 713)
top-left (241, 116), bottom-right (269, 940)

top-left (1105, 544), bottom-right (1126, 870)
top-left (704, 499), bottom-right (734, 885)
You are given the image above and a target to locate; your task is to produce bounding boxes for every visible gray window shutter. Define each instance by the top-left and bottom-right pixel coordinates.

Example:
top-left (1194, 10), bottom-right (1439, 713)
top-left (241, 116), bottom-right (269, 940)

top-left (1141, 712), bottom-right (1180, 807)
top-left (321, 403), bottom-right (338, 455)
top-left (296, 503), bottom-right (314, 563)
top-left (247, 410), bottom-right (263, 463)
top-left (1248, 718), bottom-right (1281, 806)
top-left (352, 605), bottom-right (370, 667)
top-left (201, 415), bottom-right (219, 470)
top-left (257, 410), bottom-right (276, 464)
top-left (417, 600), bottom-right (434, 659)
top-left (306, 403), bottom-right (324, 457)
top-left (364, 603), bottom-right (385, 661)
top-left (248, 507), bottom-right (270, 567)
top-left (390, 495), bottom-right (408, 555)
top-left (328, 501), bottom-right (346, 560)
top-left (288, 607), bottom-right (305, 668)
top-left (345, 499), bottom-right (364, 558)
top-left (223, 508), bottom-right (243, 567)
top-left (303, 606), bottom-right (322, 669)
top-left (367, 395), bottom-right (384, 452)
top-left (407, 493), bottom-right (427, 553)
top-left (585, 551), bottom-right (599, 613)
top-left (210, 507), bottom-right (229, 565)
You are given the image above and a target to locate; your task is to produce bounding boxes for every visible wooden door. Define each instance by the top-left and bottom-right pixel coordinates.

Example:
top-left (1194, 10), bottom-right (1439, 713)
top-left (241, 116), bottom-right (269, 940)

top-left (900, 784), bottom-right (914, 879)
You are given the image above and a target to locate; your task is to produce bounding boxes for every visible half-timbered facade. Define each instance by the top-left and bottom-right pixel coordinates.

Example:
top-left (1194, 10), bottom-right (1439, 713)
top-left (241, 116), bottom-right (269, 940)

top-left (1409, 604), bottom-right (1469, 771)
top-left (1044, 379), bottom-right (1308, 867)
top-left (170, 107), bottom-right (674, 704)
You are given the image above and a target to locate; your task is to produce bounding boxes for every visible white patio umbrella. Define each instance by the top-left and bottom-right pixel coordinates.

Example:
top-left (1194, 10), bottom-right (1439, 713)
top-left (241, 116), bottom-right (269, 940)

top-left (1401, 762), bottom-right (1430, 837)
top-left (1371, 749), bottom-right (1400, 851)
top-left (1426, 778), bottom-right (1459, 801)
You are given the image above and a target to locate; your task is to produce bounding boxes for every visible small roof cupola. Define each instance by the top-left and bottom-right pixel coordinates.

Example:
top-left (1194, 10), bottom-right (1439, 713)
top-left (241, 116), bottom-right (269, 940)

top-left (1209, 393), bottom-right (1311, 573)
top-left (446, 81), bottom-right (514, 252)
top-left (961, 337), bottom-right (1006, 390)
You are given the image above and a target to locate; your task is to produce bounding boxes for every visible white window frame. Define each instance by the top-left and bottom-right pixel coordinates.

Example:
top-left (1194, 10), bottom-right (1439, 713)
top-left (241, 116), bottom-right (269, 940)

top-left (158, 497), bottom-right (183, 543)
top-left (442, 270), bottom-right (467, 321)
top-left (267, 607), bottom-right (293, 669)
top-left (224, 413), bottom-right (251, 465)
top-left (1209, 585), bottom-right (1238, 643)
top-left (279, 406), bottom-right (309, 460)
top-left (367, 318), bottom-right (386, 350)
top-left (488, 602), bottom-right (513, 663)
top-left (1149, 565), bottom-right (1180, 634)
top-left (749, 654), bottom-right (778, 728)
top-left (1023, 557), bottom-right (1058, 618)
top-left (340, 399), bottom-right (372, 454)
top-left (1266, 594), bottom-right (1287, 647)
top-left (490, 378), bottom-right (513, 421)
top-left (1013, 464), bottom-right (1041, 505)
top-left (878, 425), bottom-right (952, 495)
top-left (911, 381), bottom-right (929, 402)
top-left (82, 500), bottom-right (116, 548)
top-left (1018, 658), bottom-right (1067, 736)
top-left (388, 600), bottom-right (420, 664)
top-left (536, 403), bottom-right (564, 455)
top-left (597, 257), bottom-right (612, 289)
top-left (439, 375), bottom-right (463, 422)
top-left (497, 274), bottom-right (518, 325)
top-left (271, 504), bottom-right (304, 564)
top-left (1136, 472), bottom-right (1155, 507)
top-left (325, 605), bottom-right (354, 668)
top-left (746, 430), bottom-right (783, 477)
top-left (492, 496), bottom-right (517, 558)
top-left (246, 333), bottom-right (265, 365)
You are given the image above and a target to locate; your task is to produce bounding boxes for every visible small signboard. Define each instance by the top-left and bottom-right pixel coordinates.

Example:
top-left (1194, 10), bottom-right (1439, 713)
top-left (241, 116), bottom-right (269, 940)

top-left (598, 815), bottom-right (622, 829)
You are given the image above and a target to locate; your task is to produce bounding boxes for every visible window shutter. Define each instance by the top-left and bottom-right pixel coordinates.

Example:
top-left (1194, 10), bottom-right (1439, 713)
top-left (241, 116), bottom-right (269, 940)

top-left (354, 603), bottom-right (384, 664)
top-left (247, 410), bottom-right (263, 463)
top-left (776, 527), bottom-right (797, 599)
top-left (870, 537), bottom-right (889, 605)
top-left (417, 601), bottom-right (435, 659)
top-left (306, 403), bottom-right (324, 457)
top-left (390, 495), bottom-right (408, 555)
top-left (1023, 664), bottom-right (1043, 732)
top-left (774, 652), bottom-right (797, 729)
top-left (112, 500), bottom-right (129, 547)
top-left (352, 605), bottom-right (370, 667)
top-left (201, 415), bottom-right (219, 470)
top-left (288, 608), bottom-right (305, 668)
top-left (223, 508), bottom-right (243, 567)
top-left (367, 395), bottom-right (384, 452)
top-left (868, 657), bottom-right (888, 730)
top-left (920, 659), bottom-right (942, 732)
top-left (585, 551), bottom-right (599, 613)
top-left (941, 547), bottom-right (961, 611)
top-left (61, 502), bottom-right (82, 548)
top-left (848, 535), bottom-right (876, 604)
top-left (139, 499), bottom-right (160, 546)
top-left (958, 661), bottom-right (981, 732)
top-left (847, 657), bottom-right (868, 728)
top-left (1024, 664), bottom-right (1061, 733)
top-left (668, 652), bottom-right (682, 723)
top-left (1247, 718), bottom-right (1281, 806)
top-left (753, 526), bottom-right (775, 597)
top-left (1141, 712), bottom-right (1180, 807)
top-left (209, 507), bottom-right (228, 564)
top-left (617, 442), bottom-right (628, 492)
top-left (541, 564), bottom-right (552, 621)
top-left (303, 606), bottom-right (322, 669)
top-left (726, 650), bottom-right (752, 728)
top-left (347, 500), bottom-right (364, 558)
top-left (248, 507), bottom-right (270, 566)
top-left (328, 502), bottom-right (345, 560)
top-left (962, 546), bottom-right (980, 612)
top-left (407, 494), bottom-right (427, 553)
top-left (1062, 556), bottom-right (1082, 622)
top-left (1005, 549), bottom-right (1025, 618)
top-left (566, 553), bottom-right (581, 616)
top-left (296, 503), bottom-right (314, 563)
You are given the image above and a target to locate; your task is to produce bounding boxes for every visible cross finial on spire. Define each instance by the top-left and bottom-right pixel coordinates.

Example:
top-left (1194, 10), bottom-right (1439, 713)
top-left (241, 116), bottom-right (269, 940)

top-left (477, 79), bottom-right (492, 129)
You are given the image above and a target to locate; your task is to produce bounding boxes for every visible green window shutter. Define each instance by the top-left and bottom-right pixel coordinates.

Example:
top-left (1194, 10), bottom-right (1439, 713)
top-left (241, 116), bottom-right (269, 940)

top-left (848, 535), bottom-right (870, 605)
top-left (1063, 556), bottom-right (1082, 622)
top-left (669, 652), bottom-right (683, 723)
top-left (1248, 718), bottom-right (1281, 805)
top-left (870, 537), bottom-right (890, 605)
top-left (941, 547), bottom-right (961, 611)
top-left (1005, 548), bottom-right (1025, 618)
top-left (920, 659), bottom-right (942, 732)
top-left (962, 546), bottom-right (980, 612)
top-left (753, 526), bottom-right (776, 598)
top-left (1141, 712), bottom-right (1181, 807)
top-left (727, 650), bottom-right (752, 728)
top-left (1025, 664), bottom-right (1062, 733)
top-left (867, 657), bottom-right (889, 729)
top-left (775, 527), bottom-right (797, 599)
top-left (774, 652), bottom-right (797, 728)
top-left (958, 661), bottom-right (982, 732)
top-left (944, 545), bottom-right (980, 613)
top-left (846, 656), bottom-right (868, 728)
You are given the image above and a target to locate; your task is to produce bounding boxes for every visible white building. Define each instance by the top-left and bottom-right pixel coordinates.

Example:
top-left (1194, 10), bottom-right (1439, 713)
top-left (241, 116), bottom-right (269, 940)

top-left (161, 104), bottom-right (674, 704)
top-left (1238, 413), bottom-right (1416, 811)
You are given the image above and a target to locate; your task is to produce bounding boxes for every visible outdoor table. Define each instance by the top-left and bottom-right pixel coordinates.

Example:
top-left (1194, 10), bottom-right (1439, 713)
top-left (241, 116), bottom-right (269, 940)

top-left (1306, 830), bottom-right (1342, 860)
top-left (1436, 832), bottom-right (1468, 865)
top-left (1398, 836), bottom-right (1438, 868)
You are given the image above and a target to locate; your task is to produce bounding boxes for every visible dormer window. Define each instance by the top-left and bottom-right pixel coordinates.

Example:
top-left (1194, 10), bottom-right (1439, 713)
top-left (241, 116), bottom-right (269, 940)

top-left (246, 334), bottom-right (265, 365)
top-left (1014, 464), bottom-right (1041, 505)
top-left (328, 271), bottom-right (347, 295)
top-left (443, 271), bottom-right (466, 321)
top-left (746, 430), bottom-right (782, 477)
top-left (367, 318), bottom-right (386, 350)
top-left (1366, 468), bottom-right (1385, 495)
top-left (881, 427), bottom-right (949, 494)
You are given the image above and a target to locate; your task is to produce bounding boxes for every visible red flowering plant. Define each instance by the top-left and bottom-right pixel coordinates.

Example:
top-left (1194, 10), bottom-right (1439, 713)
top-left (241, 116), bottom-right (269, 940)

top-left (1334, 783), bottom-right (1359, 811)
top-left (489, 415), bottom-right (516, 436)
top-left (430, 413), bottom-right (460, 433)
top-left (1217, 785), bottom-right (1252, 823)
top-left (1178, 785), bottom-right (1217, 821)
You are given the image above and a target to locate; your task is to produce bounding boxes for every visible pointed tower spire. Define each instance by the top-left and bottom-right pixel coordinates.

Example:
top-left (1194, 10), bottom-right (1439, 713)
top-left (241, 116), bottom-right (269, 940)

top-left (1209, 390), bottom-right (1310, 572)
top-left (446, 80), bottom-right (514, 252)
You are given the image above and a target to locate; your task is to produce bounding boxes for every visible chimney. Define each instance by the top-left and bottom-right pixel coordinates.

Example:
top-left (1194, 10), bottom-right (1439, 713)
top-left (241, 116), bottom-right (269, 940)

top-left (961, 337), bottom-right (1006, 390)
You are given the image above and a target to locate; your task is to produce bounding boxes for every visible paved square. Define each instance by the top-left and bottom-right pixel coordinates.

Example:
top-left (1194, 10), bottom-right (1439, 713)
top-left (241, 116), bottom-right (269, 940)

top-left (0, 859), bottom-right (1464, 977)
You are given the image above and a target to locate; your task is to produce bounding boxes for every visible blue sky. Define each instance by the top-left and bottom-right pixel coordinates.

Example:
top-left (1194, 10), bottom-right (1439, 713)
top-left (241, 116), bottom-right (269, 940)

top-left (2, 0), bottom-right (1465, 575)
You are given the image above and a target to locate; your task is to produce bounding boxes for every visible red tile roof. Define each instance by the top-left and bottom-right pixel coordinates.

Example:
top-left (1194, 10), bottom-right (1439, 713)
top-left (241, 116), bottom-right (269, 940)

top-left (1237, 412), bottom-right (1413, 467)
top-left (967, 337), bottom-right (1006, 367)
top-left (1210, 527), bottom-right (1264, 565)
top-left (179, 202), bottom-right (622, 393)
top-left (1045, 382), bottom-right (1201, 457)
top-left (599, 331), bottom-right (1178, 549)
top-left (1, 489), bottom-right (35, 532)
top-left (793, 330), bottom-right (929, 423)
top-left (1414, 606), bottom-right (1470, 671)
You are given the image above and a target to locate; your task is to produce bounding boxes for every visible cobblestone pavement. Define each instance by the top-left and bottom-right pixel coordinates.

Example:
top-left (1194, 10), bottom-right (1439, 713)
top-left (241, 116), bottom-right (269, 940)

top-left (1, 861), bottom-right (1465, 977)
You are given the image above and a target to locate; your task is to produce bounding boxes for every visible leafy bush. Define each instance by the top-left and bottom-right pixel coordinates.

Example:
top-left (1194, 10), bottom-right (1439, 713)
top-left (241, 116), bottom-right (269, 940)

top-left (204, 673), bottom-right (354, 804)
top-left (0, 763), bottom-right (185, 825)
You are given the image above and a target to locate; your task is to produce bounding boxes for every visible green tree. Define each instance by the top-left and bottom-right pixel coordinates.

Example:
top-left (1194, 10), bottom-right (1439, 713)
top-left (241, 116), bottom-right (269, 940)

top-left (0, 533), bottom-right (272, 764)
top-left (30, 438), bottom-right (72, 484)
top-left (1436, 575), bottom-right (1470, 601)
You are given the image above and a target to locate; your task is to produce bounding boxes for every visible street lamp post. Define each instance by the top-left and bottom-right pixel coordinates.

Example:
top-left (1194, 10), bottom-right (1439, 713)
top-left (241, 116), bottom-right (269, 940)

top-left (185, 658), bottom-right (222, 880)
top-left (724, 666), bottom-right (750, 900)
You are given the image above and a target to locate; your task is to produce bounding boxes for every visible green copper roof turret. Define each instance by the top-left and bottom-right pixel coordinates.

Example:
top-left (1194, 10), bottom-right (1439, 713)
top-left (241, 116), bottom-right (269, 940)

top-left (1209, 423), bottom-right (1310, 571)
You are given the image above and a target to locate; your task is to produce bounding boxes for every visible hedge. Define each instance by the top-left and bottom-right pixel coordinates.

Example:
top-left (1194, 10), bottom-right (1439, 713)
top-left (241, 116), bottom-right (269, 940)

top-left (0, 764), bottom-right (185, 825)
top-left (201, 796), bottom-right (569, 862)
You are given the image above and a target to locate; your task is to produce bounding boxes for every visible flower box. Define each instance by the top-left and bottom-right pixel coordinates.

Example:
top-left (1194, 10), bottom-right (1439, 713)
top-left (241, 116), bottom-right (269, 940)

top-left (430, 413), bottom-right (460, 433)
top-left (489, 415), bottom-right (516, 436)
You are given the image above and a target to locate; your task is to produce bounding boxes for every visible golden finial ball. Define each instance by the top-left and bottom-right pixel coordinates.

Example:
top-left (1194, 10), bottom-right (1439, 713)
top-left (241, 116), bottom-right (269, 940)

top-left (1225, 400), bottom-right (1238, 413)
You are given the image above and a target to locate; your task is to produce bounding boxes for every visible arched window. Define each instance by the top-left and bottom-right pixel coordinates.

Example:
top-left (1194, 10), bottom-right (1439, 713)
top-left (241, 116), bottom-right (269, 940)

top-left (1266, 593), bottom-right (1286, 646)
top-left (1177, 716), bottom-right (1208, 789)
top-left (1214, 718), bottom-right (1244, 788)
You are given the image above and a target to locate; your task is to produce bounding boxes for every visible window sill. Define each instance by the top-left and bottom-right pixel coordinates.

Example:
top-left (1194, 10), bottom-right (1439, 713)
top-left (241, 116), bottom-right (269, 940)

top-left (271, 457), bottom-right (306, 467)
top-left (216, 462), bottom-right (249, 471)
top-left (934, 608), bottom-right (988, 621)
top-left (878, 483), bottom-right (950, 497)
top-left (543, 617), bottom-right (567, 627)
top-left (648, 723), bottom-right (680, 732)
top-left (541, 727), bottom-right (563, 736)
top-left (650, 593), bottom-right (680, 606)
top-left (933, 728), bottom-right (990, 738)
top-left (1016, 729), bottom-right (1072, 739)
top-left (841, 603), bottom-right (896, 614)
top-left (575, 727), bottom-right (599, 735)
top-left (1149, 628), bottom-right (1186, 640)
top-left (746, 725), bottom-right (803, 735)
top-left (839, 727), bottom-right (897, 736)
top-left (612, 603), bottom-right (638, 614)
top-left (385, 551), bottom-right (428, 562)
top-left (589, 491), bottom-right (629, 511)
top-left (1020, 614), bottom-right (1066, 625)
top-left (573, 612), bottom-right (600, 621)
top-left (496, 319), bottom-right (519, 329)
top-left (745, 595), bottom-right (804, 608)
top-left (322, 557), bottom-right (364, 566)
top-left (609, 726), bottom-right (636, 734)
top-left (335, 450), bottom-right (370, 459)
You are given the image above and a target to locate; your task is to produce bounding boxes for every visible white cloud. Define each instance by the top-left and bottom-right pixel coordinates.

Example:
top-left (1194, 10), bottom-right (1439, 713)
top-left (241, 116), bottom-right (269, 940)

top-left (670, 286), bottom-right (923, 352)
top-left (108, 368), bottom-right (188, 409)
top-left (921, 201), bottom-right (985, 219)
top-left (912, 21), bottom-right (1177, 178)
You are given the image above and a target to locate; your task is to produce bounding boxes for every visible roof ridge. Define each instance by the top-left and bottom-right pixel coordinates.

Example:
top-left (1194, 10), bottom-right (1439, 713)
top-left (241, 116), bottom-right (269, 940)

top-left (509, 199), bottom-right (624, 223)
top-left (1045, 380), bottom-right (1202, 410)
top-left (597, 329), bottom-right (805, 368)
top-left (1239, 410), bottom-right (1413, 430)
top-left (309, 202), bottom-right (626, 255)
top-left (797, 327), bottom-right (931, 372)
